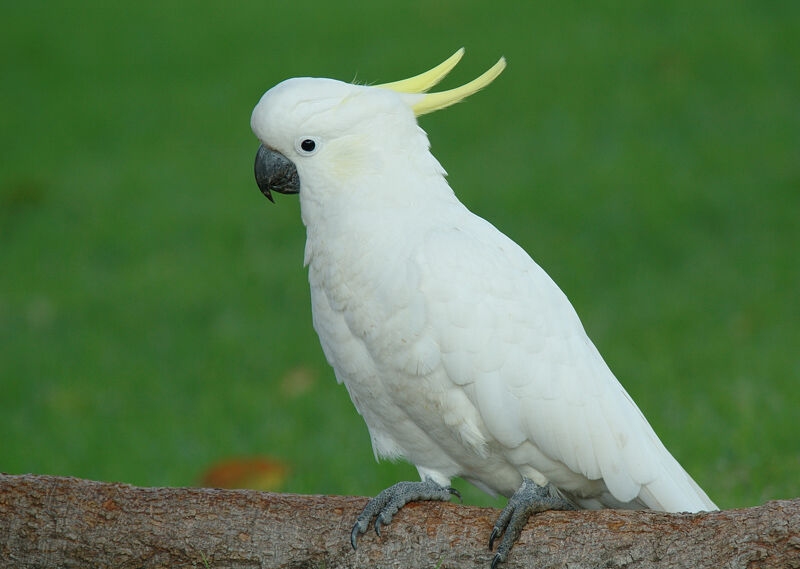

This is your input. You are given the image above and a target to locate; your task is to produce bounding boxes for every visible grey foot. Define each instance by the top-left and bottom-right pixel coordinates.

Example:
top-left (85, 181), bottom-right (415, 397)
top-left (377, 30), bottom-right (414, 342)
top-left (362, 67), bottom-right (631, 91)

top-left (350, 479), bottom-right (461, 549)
top-left (489, 478), bottom-right (577, 568)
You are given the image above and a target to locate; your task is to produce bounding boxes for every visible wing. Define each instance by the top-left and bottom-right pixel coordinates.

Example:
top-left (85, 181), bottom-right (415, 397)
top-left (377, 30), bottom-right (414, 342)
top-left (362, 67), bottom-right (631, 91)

top-left (417, 210), bottom-right (717, 512)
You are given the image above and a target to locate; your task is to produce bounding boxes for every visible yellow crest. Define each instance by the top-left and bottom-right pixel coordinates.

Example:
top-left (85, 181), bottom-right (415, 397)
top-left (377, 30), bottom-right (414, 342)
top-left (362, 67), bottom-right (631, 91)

top-left (377, 48), bottom-right (506, 116)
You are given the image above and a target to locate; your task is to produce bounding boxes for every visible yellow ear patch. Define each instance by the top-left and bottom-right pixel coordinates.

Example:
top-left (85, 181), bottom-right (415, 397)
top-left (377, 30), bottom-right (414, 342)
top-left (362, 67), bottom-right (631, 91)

top-left (377, 48), bottom-right (506, 117)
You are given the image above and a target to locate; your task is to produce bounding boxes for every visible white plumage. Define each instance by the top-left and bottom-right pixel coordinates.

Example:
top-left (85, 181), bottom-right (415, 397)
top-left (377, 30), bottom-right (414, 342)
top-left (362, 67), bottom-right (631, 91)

top-left (250, 51), bottom-right (717, 515)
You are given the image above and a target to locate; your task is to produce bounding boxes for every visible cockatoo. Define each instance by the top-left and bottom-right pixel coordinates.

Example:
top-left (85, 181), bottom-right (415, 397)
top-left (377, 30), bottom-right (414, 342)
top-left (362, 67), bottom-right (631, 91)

top-left (250, 48), bottom-right (717, 567)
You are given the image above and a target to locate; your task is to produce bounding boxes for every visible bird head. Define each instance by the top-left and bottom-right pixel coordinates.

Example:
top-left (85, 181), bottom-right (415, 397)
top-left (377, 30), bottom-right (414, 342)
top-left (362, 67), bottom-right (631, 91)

top-left (250, 49), bottom-right (505, 207)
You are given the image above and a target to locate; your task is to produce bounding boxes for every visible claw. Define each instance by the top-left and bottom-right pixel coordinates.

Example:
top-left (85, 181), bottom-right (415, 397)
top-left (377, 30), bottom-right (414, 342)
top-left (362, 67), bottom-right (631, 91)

top-left (488, 527), bottom-right (500, 550)
top-left (448, 487), bottom-right (463, 502)
top-left (374, 517), bottom-right (382, 537)
top-left (491, 552), bottom-right (503, 569)
top-left (350, 524), bottom-right (360, 550)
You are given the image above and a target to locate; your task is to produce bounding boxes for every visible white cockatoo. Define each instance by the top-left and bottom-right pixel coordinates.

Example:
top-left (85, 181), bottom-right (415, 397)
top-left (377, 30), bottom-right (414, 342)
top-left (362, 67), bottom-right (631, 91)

top-left (250, 49), bottom-right (717, 566)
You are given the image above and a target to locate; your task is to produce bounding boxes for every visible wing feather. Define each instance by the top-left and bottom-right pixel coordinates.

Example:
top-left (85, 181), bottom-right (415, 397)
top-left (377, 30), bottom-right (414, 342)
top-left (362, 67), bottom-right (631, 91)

top-left (418, 211), bottom-right (716, 511)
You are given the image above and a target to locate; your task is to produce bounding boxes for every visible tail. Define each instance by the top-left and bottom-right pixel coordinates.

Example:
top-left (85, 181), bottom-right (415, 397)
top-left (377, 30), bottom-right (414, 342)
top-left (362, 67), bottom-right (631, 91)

top-left (636, 440), bottom-right (718, 512)
top-left (566, 434), bottom-right (718, 512)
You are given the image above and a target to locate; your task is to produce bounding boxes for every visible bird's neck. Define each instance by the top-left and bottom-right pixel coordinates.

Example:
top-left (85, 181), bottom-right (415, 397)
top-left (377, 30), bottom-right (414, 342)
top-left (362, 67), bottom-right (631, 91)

top-left (299, 171), bottom-right (460, 269)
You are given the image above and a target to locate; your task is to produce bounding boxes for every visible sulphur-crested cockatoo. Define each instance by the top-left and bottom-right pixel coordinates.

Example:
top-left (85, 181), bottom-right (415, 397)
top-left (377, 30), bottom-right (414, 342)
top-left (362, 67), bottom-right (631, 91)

top-left (250, 48), bottom-right (717, 567)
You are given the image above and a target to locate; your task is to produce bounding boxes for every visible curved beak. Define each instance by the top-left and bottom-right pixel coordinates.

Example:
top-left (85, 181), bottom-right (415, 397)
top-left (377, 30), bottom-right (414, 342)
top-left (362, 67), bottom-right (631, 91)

top-left (254, 145), bottom-right (300, 203)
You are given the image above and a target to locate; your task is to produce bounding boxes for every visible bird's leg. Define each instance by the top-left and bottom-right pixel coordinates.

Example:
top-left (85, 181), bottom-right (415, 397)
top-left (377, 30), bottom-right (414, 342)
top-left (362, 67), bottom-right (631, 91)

top-left (489, 478), bottom-right (577, 568)
top-left (350, 479), bottom-right (461, 549)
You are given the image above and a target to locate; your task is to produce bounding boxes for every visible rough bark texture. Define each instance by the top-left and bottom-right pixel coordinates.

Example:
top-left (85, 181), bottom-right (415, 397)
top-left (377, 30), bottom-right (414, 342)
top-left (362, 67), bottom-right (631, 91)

top-left (1, 474), bottom-right (798, 569)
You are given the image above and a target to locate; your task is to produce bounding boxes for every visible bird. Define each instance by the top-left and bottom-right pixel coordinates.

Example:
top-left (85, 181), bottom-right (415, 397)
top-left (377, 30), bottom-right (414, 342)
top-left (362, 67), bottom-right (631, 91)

top-left (249, 48), bottom-right (717, 567)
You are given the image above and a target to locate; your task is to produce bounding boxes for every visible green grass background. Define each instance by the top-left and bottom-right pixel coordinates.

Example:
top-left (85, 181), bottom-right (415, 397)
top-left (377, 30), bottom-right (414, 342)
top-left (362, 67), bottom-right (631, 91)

top-left (1, 0), bottom-right (797, 510)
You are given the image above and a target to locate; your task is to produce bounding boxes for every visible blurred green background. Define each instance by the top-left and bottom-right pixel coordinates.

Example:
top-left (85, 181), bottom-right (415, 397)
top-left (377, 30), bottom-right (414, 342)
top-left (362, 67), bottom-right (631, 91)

top-left (1, 0), bottom-right (797, 511)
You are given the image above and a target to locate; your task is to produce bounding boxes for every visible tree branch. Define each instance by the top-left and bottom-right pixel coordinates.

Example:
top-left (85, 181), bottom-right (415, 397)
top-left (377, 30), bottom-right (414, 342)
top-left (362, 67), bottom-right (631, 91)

top-left (1, 473), bottom-right (798, 568)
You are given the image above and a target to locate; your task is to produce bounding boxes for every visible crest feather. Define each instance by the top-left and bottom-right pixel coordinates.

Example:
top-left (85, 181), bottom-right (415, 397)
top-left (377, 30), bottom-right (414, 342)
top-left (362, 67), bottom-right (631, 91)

top-left (378, 49), bottom-right (506, 117)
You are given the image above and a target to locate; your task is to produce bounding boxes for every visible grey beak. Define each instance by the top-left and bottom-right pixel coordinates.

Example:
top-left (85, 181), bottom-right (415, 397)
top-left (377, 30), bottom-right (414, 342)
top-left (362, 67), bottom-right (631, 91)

top-left (254, 145), bottom-right (300, 203)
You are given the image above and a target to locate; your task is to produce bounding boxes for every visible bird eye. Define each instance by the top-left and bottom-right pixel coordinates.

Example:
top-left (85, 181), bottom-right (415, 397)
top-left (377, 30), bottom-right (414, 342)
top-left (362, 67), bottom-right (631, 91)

top-left (296, 137), bottom-right (319, 155)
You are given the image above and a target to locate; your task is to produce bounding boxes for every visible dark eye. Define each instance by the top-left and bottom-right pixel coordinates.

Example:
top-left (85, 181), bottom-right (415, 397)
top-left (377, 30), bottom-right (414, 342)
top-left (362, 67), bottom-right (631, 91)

top-left (295, 136), bottom-right (319, 155)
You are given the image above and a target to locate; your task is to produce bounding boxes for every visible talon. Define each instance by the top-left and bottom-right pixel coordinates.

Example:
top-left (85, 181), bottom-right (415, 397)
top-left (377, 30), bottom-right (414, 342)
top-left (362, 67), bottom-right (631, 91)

top-left (350, 524), bottom-right (361, 550)
top-left (489, 527), bottom-right (500, 550)
top-left (491, 552), bottom-right (503, 569)
top-left (374, 518), bottom-right (382, 537)
top-left (448, 487), bottom-right (462, 502)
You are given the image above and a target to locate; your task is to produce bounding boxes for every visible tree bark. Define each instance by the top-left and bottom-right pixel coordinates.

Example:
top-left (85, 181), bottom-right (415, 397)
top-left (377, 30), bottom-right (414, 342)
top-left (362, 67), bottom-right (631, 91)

top-left (1, 474), bottom-right (798, 569)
